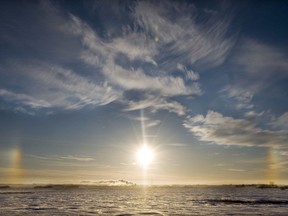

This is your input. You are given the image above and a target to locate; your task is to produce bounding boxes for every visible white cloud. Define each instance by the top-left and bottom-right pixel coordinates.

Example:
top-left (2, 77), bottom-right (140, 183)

top-left (70, 15), bottom-right (157, 64)
top-left (68, 10), bottom-right (206, 115)
top-left (59, 155), bottom-right (94, 162)
top-left (278, 151), bottom-right (288, 157)
top-left (272, 112), bottom-right (288, 130)
top-left (70, 15), bottom-right (201, 97)
top-left (124, 95), bottom-right (186, 116)
top-left (26, 154), bottom-right (94, 162)
top-left (184, 110), bottom-right (288, 147)
top-left (177, 63), bottom-right (199, 81)
top-left (0, 1), bottom-right (234, 116)
top-left (121, 113), bottom-right (161, 128)
top-left (1, 62), bottom-right (118, 111)
top-left (220, 86), bottom-right (254, 109)
top-left (0, 89), bottom-right (51, 109)
top-left (144, 119), bottom-right (161, 128)
top-left (69, 15), bottom-right (110, 64)
top-left (69, 1), bottom-right (233, 95)
top-left (109, 33), bottom-right (158, 62)
top-left (103, 58), bottom-right (202, 97)
top-left (134, 1), bottom-right (234, 68)
top-left (244, 111), bottom-right (264, 118)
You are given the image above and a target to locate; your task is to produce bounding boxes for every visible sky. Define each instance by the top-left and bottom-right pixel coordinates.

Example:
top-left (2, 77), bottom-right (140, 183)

top-left (0, 0), bottom-right (288, 185)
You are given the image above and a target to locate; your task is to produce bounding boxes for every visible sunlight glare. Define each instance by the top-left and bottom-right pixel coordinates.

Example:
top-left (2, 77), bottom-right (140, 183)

top-left (137, 145), bottom-right (154, 169)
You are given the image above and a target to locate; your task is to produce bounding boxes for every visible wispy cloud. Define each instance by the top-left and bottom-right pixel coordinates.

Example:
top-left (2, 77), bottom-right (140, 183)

top-left (0, 62), bottom-right (118, 112)
top-left (221, 39), bottom-right (288, 109)
top-left (67, 1), bottom-right (233, 115)
top-left (0, 89), bottom-right (51, 109)
top-left (59, 155), bottom-right (94, 162)
top-left (124, 94), bottom-right (186, 116)
top-left (227, 168), bottom-right (245, 172)
top-left (134, 1), bottom-right (234, 69)
top-left (70, 13), bottom-right (203, 106)
top-left (235, 39), bottom-right (288, 76)
top-left (25, 154), bottom-right (51, 160)
top-left (220, 86), bottom-right (254, 110)
top-left (177, 63), bottom-right (199, 81)
top-left (272, 112), bottom-right (288, 130)
top-left (167, 143), bottom-right (188, 147)
top-left (126, 114), bottom-right (161, 128)
top-left (26, 154), bottom-right (94, 162)
top-left (0, 1), bottom-right (234, 116)
top-left (184, 110), bottom-right (288, 147)
top-left (102, 58), bottom-right (202, 97)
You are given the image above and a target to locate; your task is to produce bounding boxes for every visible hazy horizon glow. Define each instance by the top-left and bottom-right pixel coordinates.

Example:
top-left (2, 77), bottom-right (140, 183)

top-left (0, 0), bottom-right (288, 185)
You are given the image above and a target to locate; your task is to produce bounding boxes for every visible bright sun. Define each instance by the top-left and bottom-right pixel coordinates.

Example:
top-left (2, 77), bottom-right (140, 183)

top-left (136, 145), bottom-right (154, 169)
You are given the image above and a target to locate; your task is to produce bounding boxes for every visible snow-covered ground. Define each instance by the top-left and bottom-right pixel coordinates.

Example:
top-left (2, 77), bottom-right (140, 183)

top-left (1, 186), bottom-right (288, 215)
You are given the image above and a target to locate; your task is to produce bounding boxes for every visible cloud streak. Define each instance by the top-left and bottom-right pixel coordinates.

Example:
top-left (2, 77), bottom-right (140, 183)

top-left (68, 1), bottom-right (233, 115)
top-left (0, 89), bottom-right (51, 109)
top-left (134, 1), bottom-right (234, 68)
top-left (59, 155), bottom-right (94, 162)
top-left (184, 111), bottom-right (288, 147)
top-left (0, 62), bottom-right (118, 111)
top-left (272, 112), bottom-right (288, 130)
top-left (26, 154), bottom-right (94, 162)
top-left (124, 94), bottom-right (186, 116)
top-left (0, 1), bottom-right (234, 116)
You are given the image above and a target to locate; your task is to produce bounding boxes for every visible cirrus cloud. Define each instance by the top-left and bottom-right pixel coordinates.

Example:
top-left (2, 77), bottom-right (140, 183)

top-left (184, 110), bottom-right (288, 147)
top-left (0, 0), bottom-right (234, 116)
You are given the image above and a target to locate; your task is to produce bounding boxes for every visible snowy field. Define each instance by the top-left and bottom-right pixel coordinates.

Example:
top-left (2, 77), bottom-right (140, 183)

top-left (1, 186), bottom-right (288, 215)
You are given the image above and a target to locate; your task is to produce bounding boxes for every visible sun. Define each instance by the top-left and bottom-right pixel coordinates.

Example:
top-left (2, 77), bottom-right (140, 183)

top-left (136, 145), bottom-right (154, 169)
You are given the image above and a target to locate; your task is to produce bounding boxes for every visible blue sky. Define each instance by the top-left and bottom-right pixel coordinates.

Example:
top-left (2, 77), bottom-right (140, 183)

top-left (0, 0), bottom-right (288, 185)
